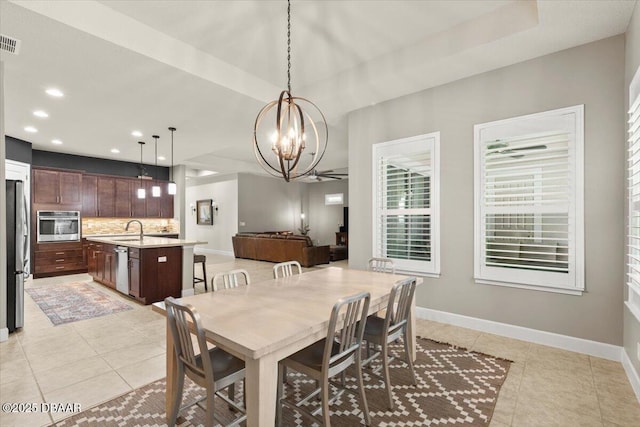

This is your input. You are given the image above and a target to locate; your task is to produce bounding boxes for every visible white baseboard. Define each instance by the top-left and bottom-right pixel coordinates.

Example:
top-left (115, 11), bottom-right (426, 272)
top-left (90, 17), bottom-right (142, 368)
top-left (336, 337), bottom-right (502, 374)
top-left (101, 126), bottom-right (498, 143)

top-left (181, 288), bottom-right (195, 297)
top-left (622, 349), bottom-right (640, 403)
top-left (0, 328), bottom-right (8, 342)
top-left (194, 248), bottom-right (234, 257)
top-left (416, 307), bottom-right (621, 361)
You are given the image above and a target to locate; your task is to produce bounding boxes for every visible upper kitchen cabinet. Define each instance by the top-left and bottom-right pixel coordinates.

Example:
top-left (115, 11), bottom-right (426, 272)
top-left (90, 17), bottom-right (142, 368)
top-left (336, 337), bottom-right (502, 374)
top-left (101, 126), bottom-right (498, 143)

top-left (33, 167), bottom-right (82, 207)
top-left (81, 174), bottom-right (98, 217)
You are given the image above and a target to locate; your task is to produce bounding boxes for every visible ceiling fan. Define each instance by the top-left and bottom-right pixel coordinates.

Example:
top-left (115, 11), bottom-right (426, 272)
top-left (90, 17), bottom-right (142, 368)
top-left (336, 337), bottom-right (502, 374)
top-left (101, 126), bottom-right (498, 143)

top-left (309, 169), bottom-right (348, 181)
top-left (487, 141), bottom-right (547, 158)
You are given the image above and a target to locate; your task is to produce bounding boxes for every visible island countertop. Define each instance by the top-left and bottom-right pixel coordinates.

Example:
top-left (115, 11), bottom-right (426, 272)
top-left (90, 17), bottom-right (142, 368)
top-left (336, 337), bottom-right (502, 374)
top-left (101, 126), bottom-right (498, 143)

top-left (86, 235), bottom-right (205, 249)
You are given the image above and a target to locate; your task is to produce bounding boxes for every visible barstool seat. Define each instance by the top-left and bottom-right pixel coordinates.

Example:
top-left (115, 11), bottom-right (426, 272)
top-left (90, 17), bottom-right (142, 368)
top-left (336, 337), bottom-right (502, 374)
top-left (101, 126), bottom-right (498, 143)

top-left (193, 254), bottom-right (208, 291)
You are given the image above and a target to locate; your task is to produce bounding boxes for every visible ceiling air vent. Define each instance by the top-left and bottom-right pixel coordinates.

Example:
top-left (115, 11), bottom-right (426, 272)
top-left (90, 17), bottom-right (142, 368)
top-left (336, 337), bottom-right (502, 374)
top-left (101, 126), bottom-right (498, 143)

top-left (0, 34), bottom-right (21, 55)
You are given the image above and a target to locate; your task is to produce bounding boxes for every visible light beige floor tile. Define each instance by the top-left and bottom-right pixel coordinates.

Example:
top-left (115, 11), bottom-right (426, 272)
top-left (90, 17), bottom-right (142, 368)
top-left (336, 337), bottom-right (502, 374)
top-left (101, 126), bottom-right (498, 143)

top-left (116, 353), bottom-right (166, 389)
top-left (517, 365), bottom-right (600, 419)
top-left (115, 306), bottom-right (164, 325)
top-left (0, 403), bottom-right (52, 427)
top-left (0, 374), bottom-right (42, 403)
top-left (438, 324), bottom-right (481, 349)
top-left (0, 357), bottom-right (34, 385)
top-left (35, 355), bottom-right (113, 394)
top-left (21, 330), bottom-right (87, 357)
top-left (15, 323), bottom-right (76, 346)
top-left (473, 333), bottom-right (530, 362)
top-left (72, 316), bottom-right (139, 340)
top-left (489, 420), bottom-right (511, 427)
top-left (83, 329), bottom-right (155, 355)
top-left (26, 342), bottom-right (98, 373)
top-left (0, 343), bottom-right (27, 369)
top-left (512, 396), bottom-right (604, 427)
top-left (101, 342), bottom-right (165, 370)
top-left (43, 371), bottom-right (131, 422)
top-left (599, 394), bottom-right (640, 426)
top-left (526, 343), bottom-right (590, 371)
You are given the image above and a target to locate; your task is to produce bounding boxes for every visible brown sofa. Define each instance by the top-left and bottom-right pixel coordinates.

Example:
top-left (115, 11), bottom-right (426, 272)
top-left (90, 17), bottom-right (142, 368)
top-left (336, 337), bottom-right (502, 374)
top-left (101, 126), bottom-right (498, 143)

top-left (232, 233), bottom-right (330, 267)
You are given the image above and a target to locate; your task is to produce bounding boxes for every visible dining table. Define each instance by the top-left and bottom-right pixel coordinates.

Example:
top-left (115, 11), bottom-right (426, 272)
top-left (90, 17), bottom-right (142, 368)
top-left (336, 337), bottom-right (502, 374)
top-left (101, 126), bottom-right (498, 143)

top-left (152, 266), bottom-right (419, 427)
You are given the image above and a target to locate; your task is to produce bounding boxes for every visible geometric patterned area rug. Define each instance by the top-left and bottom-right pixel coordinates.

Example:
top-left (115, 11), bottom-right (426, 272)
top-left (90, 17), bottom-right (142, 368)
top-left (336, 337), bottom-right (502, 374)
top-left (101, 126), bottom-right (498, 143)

top-left (26, 282), bottom-right (132, 326)
top-left (54, 337), bottom-right (511, 426)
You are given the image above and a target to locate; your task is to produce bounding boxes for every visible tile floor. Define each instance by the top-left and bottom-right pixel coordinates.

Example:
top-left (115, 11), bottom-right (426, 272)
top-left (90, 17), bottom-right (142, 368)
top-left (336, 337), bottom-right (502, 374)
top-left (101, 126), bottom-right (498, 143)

top-left (0, 254), bottom-right (639, 426)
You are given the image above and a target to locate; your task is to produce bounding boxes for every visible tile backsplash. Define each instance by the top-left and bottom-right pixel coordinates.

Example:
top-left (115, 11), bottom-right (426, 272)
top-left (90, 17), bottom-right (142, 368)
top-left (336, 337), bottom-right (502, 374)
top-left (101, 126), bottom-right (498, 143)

top-left (82, 218), bottom-right (180, 235)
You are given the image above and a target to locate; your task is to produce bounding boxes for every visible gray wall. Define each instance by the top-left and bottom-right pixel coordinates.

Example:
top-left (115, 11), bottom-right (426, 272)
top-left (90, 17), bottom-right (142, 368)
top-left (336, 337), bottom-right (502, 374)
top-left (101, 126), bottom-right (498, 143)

top-left (237, 173), bottom-right (307, 233)
top-left (348, 36), bottom-right (625, 345)
top-left (624, 3), bottom-right (640, 374)
top-left (307, 180), bottom-right (349, 245)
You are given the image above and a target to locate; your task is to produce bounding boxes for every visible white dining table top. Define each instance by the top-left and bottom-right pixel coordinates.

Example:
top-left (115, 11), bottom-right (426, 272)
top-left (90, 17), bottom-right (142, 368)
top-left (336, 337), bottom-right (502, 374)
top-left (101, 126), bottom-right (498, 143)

top-left (152, 266), bottom-right (417, 360)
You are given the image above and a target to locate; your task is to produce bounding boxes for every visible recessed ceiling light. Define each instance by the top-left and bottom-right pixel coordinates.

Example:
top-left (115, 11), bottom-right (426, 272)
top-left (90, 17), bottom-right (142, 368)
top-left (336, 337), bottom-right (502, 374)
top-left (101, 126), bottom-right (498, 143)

top-left (111, 148), bottom-right (120, 154)
top-left (33, 110), bottom-right (49, 118)
top-left (24, 126), bottom-right (38, 133)
top-left (157, 155), bottom-right (166, 161)
top-left (51, 139), bottom-right (63, 145)
top-left (131, 130), bottom-right (143, 137)
top-left (45, 88), bottom-right (64, 97)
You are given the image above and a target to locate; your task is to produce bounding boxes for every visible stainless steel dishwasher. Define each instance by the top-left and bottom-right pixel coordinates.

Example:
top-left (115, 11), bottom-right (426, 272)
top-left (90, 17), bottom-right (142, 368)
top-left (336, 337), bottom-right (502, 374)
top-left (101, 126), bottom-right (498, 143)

top-left (114, 246), bottom-right (129, 295)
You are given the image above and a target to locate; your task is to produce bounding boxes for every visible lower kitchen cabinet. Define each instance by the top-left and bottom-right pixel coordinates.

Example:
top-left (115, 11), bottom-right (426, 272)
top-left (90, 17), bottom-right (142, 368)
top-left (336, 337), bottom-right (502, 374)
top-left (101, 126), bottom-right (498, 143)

top-left (33, 241), bottom-right (86, 278)
top-left (87, 242), bottom-right (116, 288)
top-left (128, 246), bottom-right (182, 304)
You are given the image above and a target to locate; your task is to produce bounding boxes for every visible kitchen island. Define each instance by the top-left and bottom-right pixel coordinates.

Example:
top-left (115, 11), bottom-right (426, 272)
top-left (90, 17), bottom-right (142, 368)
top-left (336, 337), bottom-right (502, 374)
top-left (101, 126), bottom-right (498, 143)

top-left (85, 235), bottom-right (205, 304)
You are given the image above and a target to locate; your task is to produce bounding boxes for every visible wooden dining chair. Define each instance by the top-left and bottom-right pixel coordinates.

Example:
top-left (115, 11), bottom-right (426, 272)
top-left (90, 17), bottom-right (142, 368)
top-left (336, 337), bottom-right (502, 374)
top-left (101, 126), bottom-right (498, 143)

top-left (367, 257), bottom-right (396, 274)
top-left (211, 269), bottom-right (251, 291)
top-left (273, 260), bottom-right (302, 278)
top-left (276, 292), bottom-right (372, 426)
top-left (164, 297), bottom-right (246, 427)
top-left (361, 277), bottom-right (418, 409)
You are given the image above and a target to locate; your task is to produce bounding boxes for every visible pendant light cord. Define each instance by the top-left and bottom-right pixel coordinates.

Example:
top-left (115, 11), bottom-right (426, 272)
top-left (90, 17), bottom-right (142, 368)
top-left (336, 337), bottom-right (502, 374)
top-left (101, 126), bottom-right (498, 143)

top-left (287, 0), bottom-right (291, 94)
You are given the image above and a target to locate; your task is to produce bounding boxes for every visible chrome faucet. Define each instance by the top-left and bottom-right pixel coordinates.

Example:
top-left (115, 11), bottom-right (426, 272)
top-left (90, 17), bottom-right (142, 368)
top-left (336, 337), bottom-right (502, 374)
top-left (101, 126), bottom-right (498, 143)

top-left (125, 220), bottom-right (144, 239)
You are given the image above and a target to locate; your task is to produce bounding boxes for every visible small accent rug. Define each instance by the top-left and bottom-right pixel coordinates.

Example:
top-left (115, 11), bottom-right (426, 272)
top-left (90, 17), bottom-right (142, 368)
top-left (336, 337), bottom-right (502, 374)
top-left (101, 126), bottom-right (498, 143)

top-left (26, 282), bottom-right (133, 325)
top-left (54, 337), bottom-right (511, 426)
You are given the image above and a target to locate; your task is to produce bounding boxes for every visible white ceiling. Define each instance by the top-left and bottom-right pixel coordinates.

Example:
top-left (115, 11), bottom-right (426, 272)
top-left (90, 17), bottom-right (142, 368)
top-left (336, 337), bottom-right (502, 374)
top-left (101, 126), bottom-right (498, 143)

top-left (0, 0), bottom-right (636, 177)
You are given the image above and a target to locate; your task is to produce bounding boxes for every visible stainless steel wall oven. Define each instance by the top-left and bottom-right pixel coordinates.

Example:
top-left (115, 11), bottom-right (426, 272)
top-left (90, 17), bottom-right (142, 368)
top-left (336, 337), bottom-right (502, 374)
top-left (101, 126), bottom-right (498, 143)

top-left (37, 210), bottom-right (80, 242)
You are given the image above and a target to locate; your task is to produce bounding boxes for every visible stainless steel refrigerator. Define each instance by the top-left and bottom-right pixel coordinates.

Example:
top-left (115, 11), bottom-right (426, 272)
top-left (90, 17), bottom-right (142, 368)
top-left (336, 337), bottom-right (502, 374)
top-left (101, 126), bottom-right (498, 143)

top-left (6, 179), bottom-right (26, 332)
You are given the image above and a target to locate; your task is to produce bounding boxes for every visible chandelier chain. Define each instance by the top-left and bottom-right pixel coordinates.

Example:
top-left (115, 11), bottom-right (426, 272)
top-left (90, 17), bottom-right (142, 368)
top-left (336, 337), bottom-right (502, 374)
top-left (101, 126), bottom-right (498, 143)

top-left (287, 0), bottom-right (291, 94)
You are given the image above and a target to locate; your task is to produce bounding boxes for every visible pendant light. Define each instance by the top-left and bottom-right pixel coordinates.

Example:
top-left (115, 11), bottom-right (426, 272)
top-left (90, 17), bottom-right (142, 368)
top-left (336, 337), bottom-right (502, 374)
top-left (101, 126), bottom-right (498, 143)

top-left (151, 134), bottom-right (161, 197)
top-left (252, 0), bottom-right (328, 182)
top-left (168, 127), bottom-right (177, 195)
top-left (137, 141), bottom-right (146, 199)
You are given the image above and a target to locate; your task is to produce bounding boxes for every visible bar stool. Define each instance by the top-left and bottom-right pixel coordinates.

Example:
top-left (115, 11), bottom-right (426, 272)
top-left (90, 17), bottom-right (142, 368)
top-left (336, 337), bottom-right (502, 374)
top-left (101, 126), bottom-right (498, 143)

top-left (193, 254), bottom-right (208, 291)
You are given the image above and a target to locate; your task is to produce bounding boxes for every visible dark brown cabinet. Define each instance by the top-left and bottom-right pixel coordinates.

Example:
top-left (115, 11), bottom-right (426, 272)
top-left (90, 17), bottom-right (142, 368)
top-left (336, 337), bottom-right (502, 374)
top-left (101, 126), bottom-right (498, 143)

top-left (97, 176), bottom-right (116, 217)
top-left (114, 179), bottom-right (132, 217)
top-left (33, 241), bottom-right (85, 276)
top-left (33, 168), bottom-right (82, 206)
top-left (82, 175), bottom-right (98, 217)
top-left (87, 242), bottom-right (116, 288)
top-left (134, 246), bottom-right (182, 304)
top-left (89, 175), bottom-right (173, 218)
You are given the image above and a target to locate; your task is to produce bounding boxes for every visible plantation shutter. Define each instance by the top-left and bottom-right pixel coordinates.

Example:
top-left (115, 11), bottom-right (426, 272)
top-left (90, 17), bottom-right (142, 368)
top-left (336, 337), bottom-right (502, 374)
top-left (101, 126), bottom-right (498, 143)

top-left (627, 90), bottom-right (640, 319)
top-left (474, 105), bottom-right (584, 293)
top-left (373, 133), bottom-right (439, 275)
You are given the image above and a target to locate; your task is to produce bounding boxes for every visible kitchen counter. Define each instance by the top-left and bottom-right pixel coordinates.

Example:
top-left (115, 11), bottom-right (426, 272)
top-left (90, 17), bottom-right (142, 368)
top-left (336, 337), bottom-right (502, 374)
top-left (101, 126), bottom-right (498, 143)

top-left (85, 235), bottom-right (204, 249)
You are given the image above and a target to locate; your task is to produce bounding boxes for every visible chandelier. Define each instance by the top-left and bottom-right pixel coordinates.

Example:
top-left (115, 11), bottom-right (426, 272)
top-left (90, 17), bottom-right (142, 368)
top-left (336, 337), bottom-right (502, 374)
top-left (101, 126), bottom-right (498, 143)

top-left (253, 0), bottom-right (328, 182)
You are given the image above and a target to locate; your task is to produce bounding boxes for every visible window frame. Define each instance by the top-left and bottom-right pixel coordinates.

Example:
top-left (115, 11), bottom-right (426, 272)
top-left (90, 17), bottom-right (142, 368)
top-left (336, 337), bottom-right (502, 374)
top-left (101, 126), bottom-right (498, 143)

top-left (627, 65), bottom-right (640, 322)
top-left (371, 132), bottom-right (440, 277)
top-left (474, 105), bottom-right (585, 295)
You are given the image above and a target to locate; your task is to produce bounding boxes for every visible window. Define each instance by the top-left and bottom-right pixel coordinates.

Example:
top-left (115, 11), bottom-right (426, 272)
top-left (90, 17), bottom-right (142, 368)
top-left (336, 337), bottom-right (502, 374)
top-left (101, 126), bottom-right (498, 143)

top-left (325, 193), bottom-right (344, 205)
top-left (372, 132), bottom-right (440, 276)
top-left (474, 105), bottom-right (584, 294)
top-left (627, 67), bottom-right (640, 321)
